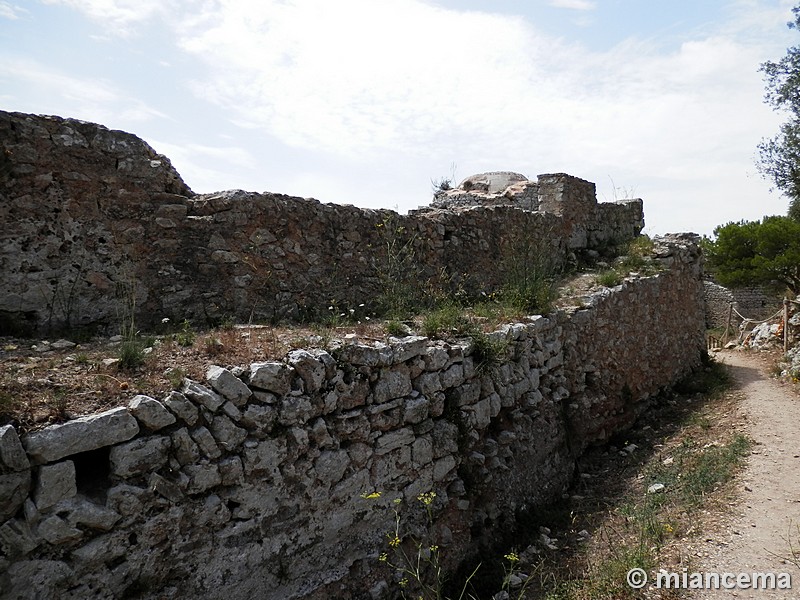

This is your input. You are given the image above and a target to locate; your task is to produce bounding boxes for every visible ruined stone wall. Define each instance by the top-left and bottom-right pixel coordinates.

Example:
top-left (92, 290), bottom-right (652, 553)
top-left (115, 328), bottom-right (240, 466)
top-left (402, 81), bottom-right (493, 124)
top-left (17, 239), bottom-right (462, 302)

top-left (1, 111), bottom-right (643, 334)
top-left (703, 280), bottom-right (783, 329)
top-left (0, 235), bottom-right (706, 600)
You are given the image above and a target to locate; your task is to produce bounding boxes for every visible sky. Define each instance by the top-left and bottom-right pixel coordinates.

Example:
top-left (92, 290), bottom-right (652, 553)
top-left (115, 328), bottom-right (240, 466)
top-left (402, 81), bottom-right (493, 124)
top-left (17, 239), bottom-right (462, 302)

top-left (1, 0), bottom-right (798, 236)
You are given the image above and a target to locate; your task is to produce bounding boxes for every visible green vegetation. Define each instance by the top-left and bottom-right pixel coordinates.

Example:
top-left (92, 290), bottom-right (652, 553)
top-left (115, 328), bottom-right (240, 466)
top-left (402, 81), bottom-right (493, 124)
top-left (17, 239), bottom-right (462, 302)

top-left (705, 216), bottom-right (800, 294)
top-left (757, 3), bottom-right (800, 221)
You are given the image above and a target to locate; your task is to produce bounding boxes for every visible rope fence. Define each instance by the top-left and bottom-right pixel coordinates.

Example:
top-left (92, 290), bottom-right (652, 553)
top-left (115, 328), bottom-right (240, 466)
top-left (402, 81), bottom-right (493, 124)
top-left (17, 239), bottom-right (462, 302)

top-left (709, 297), bottom-right (797, 352)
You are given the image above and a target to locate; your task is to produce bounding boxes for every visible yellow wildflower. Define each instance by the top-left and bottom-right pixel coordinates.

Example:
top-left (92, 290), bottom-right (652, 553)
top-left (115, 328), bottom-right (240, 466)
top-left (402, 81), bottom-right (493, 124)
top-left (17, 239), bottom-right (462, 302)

top-left (360, 491), bottom-right (382, 500)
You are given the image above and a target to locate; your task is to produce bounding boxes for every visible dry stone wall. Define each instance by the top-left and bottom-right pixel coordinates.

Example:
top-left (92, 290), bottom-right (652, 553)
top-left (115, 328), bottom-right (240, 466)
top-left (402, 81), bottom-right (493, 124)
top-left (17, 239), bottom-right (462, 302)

top-left (0, 235), bottom-right (706, 600)
top-left (703, 280), bottom-right (783, 328)
top-left (1, 111), bottom-right (643, 333)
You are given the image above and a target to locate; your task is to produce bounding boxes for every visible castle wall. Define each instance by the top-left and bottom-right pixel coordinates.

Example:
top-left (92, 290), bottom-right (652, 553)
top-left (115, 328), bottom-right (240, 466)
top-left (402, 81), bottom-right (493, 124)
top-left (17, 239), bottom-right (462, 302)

top-left (1, 111), bottom-right (643, 333)
top-left (0, 236), bottom-right (706, 599)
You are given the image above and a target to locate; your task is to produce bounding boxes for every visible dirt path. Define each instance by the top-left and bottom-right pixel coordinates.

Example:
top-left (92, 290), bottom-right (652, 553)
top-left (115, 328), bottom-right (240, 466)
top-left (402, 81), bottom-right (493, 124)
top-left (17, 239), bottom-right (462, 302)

top-left (688, 350), bottom-right (800, 599)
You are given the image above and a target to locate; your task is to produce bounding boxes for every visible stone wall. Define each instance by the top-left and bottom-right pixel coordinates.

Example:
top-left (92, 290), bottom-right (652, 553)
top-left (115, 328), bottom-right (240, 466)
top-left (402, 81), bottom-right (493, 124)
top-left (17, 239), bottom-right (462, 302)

top-left (703, 280), bottom-right (783, 329)
top-left (0, 235), bottom-right (706, 600)
top-left (1, 111), bottom-right (643, 334)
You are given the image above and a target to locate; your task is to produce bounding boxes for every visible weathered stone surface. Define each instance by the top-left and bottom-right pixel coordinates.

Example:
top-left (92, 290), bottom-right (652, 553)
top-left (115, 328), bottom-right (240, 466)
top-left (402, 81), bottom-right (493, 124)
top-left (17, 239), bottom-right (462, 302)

top-left (243, 439), bottom-right (287, 478)
top-left (163, 391), bottom-right (199, 426)
top-left (0, 518), bottom-right (38, 557)
top-left (249, 362), bottom-right (293, 396)
top-left (373, 367), bottom-right (412, 404)
top-left (314, 450), bottom-right (350, 486)
top-left (375, 428), bottom-right (415, 456)
top-left (172, 428), bottom-right (200, 466)
top-left (54, 497), bottom-right (121, 531)
top-left (181, 380), bottom-right (225, 412)
top-left (34, 461), bottom-right (76, 510)
top-left (38, 515), bottom-right (83, 544)
top-left (287, 350), bottom-right (327, 393)
top-left (209, 415), bottom-right (247, 452)
top-left (128, 395), bottom-right (176, 431)
top-left (109, 436), bottom-right (170, 478)
top-left (190, 426), bottom-right (221, 459)
top-left (23, 408), bottom-right (139, 464)
top-left (0, 120), bottom-right (703, 600)
top-left (0, 471), bottom-right (31, 521)
top-left (184, 463), bottom-right (222, 494)
top-left (0, 425), bottom-right (29, 472)
top-left (207, 365), bottom-right (252, 407)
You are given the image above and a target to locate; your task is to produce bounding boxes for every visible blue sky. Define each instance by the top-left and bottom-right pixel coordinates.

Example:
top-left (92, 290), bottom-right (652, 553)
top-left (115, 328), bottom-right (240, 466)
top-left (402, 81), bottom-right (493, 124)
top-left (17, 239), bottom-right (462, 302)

top-left (1, 0), bottom-right (797, 235)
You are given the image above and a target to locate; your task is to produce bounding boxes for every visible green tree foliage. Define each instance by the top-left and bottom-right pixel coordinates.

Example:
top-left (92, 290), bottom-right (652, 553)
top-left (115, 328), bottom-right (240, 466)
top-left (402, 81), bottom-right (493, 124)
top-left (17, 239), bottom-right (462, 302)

top-left (706, 216), bottom-right (800, 294)
top-left (758, 5), bottom-right (800, 220)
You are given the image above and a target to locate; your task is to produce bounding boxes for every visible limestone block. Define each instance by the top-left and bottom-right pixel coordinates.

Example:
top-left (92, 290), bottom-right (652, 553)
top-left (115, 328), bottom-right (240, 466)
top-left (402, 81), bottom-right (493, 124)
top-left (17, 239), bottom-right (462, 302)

top-left (375, 427), bottom-right (414, 456)
top-left (23, 407), bottom-right (139, 464)
top-left (432, 421), bottom-right (459, 458)
top-left (310, 418), bottom-right (333, 449)
top-left (128, 395), bottom-right (176, 431)
top-left (433, 456), bottom-right (456, 482)
top-left (314, 450), bottom-right (350, 486)
top-left (412, 436), bottom-right (433, 466)
top-left (37, 515), bottom-right (83, 545)
top-left (70, 532), bottom-right (127, 567)
top-left (163, 391), bottom-right (199, 426)
top-left (219, 456), bottom-right (244, 486)
top-left (209, 415), bottom-right (247, 452)
top-left (278, 396), bottom-right (314, 426)
top-left (346, 442), bottom-right (372, 469)
top-left (190, 426), bottom-right (222, 459)
top-left (0, 518), bottom-right (38, 557)
top-left (221, 401), bottom-right (243, 422)
top-left (184, 463), bottom-right (222, 494)
top-left (109, 436), bottom-right (170, 478)
top-left (403, 396), bottom-right (430, 424)
top-left (149, 473), bottom-right (184, 503)
top-left (53, 497), bottom-right (120, 531)
top-left (240, 404), bottom-right (277, 436)
top-left (243, 438), bottom-right (287, 478)
top-left (413, 372), bottom-right (442, 395)
top-left (34, 461), bottom-right (76, 510)
top-left (181, 380), bottom-right (225, 412)
top-left (389, 336), bottom-right (429, 363)
top-left (336, 376), bottom-right (370, 410)
top-left (440, 364), bottom-right (465, 389)
top-left (373, 367), bottom-right (411, 404)
top-left (0, 425), bottom-right (29, 472)
top-left (207, 365), bottom-right (252, 407)
top-left (450, 381), bottom-right (481, 407)
top-left (0, 471), bottom-right (31, 521)
top-left (423, 347), bottom-right (449, 371)
top-left (249, 361), bottom-right (293, 396)
top-left (171, 427), bottom-right (200, 466)
top-left (287, 349), bottom-right (327, 393)
top-left (105, 484), bottom-right (148, 517)
top-left (336, 342), bottom-right (393, 367)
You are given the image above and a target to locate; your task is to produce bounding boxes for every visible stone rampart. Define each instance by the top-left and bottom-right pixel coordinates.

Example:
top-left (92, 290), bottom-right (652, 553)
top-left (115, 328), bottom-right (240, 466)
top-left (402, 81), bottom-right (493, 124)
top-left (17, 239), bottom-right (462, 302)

top-left (1, 111), bottom-right (643, 333)
top-left (703, 280), bottom-right (783, 329)
top-left (0, 235), bottom-right (706, 599)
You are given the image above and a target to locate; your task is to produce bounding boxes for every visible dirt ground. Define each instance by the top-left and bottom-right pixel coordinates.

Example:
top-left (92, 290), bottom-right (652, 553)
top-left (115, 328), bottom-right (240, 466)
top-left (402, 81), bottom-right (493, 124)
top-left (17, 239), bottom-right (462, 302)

top-left (688, 349), bottom-right (800, 599)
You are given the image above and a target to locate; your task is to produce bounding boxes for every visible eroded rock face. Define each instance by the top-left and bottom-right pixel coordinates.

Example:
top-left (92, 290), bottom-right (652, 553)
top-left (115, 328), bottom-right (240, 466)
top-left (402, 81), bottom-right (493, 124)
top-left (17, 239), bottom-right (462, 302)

top-left (0, 235), bottom-right (706, 600)
top-left (1, 111), bottom-right (643, 334)
top-left (458, 171), bottom-right (528, 194)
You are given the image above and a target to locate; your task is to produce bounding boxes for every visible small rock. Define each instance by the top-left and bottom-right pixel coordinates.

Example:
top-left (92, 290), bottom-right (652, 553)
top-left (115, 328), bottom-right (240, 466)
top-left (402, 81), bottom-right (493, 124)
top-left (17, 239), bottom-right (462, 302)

top-left (50, 339), bottom-right (76, 350)
top-left (647, 483), bottom-right (665, 494)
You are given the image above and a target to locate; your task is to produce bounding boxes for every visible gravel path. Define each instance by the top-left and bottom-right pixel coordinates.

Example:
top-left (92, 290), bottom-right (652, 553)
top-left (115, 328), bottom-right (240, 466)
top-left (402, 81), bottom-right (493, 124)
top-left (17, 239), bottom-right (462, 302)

top-left (689, 350), bottom-right (800, 599)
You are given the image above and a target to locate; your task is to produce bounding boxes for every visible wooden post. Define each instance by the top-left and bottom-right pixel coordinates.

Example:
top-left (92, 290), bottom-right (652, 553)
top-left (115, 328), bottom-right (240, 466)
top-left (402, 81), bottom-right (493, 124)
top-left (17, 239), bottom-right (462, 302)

top-left (785, 297), bottom-right (790, 353)
top-left (723, 303), bottom-right (733, 344)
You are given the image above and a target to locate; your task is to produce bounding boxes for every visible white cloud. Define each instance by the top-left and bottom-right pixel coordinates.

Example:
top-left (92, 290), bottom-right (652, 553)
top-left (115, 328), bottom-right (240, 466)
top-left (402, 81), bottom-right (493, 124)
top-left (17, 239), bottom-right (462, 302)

top-left (13, 0), bottom-right (798, 233)
top-left (0, 57), bottom-right (166, 124)
top-left (548, 0), bottom-right (596, 10)
top-left (0, 2), bottom-right (27, 19)
top-left (41, 0), bottom-right (164, 34)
